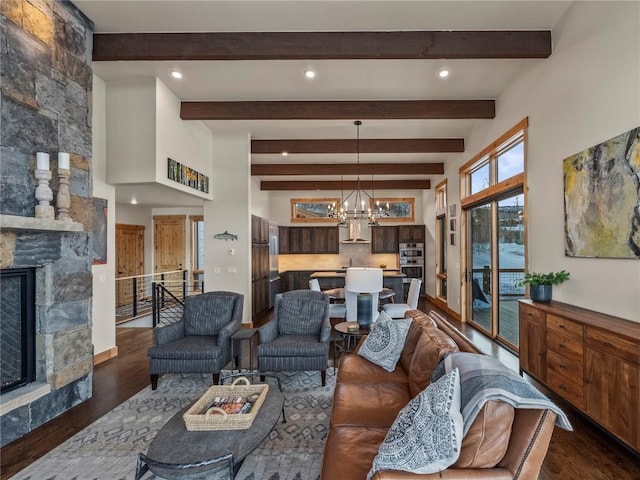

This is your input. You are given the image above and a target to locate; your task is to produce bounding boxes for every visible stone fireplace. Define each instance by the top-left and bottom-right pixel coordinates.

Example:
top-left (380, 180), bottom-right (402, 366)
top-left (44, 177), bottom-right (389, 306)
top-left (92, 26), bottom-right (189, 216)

top-left (0, 0), bottom-right (95, 447)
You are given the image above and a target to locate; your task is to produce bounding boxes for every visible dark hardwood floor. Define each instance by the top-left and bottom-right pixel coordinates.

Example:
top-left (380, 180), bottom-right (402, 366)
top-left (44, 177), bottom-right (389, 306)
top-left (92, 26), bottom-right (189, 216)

top-left (1, 300), bottom-right (638, 479)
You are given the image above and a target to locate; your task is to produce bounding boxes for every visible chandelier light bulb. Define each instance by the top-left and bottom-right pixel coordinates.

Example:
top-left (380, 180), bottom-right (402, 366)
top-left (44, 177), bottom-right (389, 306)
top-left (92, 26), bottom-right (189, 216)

top-left (170, 70), bottom-right (183, 79)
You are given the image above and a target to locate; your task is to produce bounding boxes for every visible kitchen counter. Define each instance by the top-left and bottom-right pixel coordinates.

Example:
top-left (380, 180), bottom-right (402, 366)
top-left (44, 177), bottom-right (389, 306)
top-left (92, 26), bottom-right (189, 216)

top-left (310, 271), bottom-right (405, 278)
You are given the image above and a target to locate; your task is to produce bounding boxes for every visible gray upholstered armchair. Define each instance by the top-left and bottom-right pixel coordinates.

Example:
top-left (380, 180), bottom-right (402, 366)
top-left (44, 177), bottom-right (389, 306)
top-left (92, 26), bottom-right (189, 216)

top-left (257, 290), bottom-right (331, 386)
top-left (148, 291), bottom-right (243, 390)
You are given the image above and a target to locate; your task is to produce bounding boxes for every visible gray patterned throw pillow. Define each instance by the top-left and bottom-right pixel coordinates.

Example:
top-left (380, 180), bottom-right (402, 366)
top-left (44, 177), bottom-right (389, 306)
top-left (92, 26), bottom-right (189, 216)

top-left (367, 368), bottom-right (463, 479)
top-left (357, 311), bottom-right (411, 372)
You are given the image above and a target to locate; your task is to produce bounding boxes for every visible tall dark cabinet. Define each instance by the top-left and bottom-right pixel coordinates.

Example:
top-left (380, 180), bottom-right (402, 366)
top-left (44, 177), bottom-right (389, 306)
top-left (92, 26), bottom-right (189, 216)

top-left (251, 215), bottom-right (270, 319)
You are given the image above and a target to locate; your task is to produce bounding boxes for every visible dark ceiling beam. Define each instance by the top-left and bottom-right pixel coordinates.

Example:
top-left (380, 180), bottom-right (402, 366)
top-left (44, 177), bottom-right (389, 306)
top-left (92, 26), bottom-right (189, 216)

top-left (251, 138), bottom-right (464, 154)
top-left (181, 100), bottom-right (495, 120)
top-left (252, 163), bottom-right (444, 176)
top-left (261, 180), bottom-right (431, 191)
top-left (93, 31), bottom-right (551, 61)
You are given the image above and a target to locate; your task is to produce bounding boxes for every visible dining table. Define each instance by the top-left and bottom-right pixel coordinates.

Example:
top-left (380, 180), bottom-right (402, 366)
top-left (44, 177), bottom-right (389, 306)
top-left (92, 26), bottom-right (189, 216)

top-left (323, 287), bottom-right (395, 303)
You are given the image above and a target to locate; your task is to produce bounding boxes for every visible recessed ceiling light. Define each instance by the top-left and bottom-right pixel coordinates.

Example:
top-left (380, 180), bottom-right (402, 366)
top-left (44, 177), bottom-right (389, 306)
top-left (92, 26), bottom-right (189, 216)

top-left (304, 69), bottom-right (316, 79)
top-left (281, 151), bottom-right (288, 157)
top-left (170, 70), bottom-right (183, 79)
top-left (130, 198), bottom-right (137, 204)
top-left (438, 68), bottom-right (450, 78)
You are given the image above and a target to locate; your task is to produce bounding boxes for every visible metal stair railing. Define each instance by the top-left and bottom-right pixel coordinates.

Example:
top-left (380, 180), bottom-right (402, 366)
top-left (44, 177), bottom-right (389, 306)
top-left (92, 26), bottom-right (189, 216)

top-left (151, 277), bottom-right (204, 328)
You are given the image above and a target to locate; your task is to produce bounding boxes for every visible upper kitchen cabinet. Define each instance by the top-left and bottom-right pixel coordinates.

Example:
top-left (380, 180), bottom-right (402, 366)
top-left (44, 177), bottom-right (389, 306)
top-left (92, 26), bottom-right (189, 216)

top-left (286, 226), bottom-right (339, 254)
top-left (398, 225), bottom-right (425, 243)
top-left (371, 226), bottom-right (399, 253)
top-left (279, 226), bottom-right (290, 254)
top-left (251, 215), bottom-right (269, 244)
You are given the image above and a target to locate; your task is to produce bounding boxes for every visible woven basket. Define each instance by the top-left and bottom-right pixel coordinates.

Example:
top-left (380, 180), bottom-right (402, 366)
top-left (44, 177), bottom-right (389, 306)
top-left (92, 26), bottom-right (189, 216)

top-left (183, 377), bottom-right (269, 431)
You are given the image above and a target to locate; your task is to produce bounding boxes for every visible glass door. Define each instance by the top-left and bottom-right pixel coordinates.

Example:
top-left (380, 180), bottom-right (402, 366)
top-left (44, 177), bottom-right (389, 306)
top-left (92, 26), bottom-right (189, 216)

top-left (468, 203), bottom-right (492, 335)
top-left (497, 193), bottom-right (525, 348)
top-left (466, 192), bottom-right (525, 348)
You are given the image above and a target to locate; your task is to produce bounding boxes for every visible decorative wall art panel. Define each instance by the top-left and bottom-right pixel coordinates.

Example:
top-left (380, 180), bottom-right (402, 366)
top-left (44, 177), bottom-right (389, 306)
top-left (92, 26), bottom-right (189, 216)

top-left (563, 126), bottom-right (640, 258)
top-left (167, 158), bottom-right (209, 193)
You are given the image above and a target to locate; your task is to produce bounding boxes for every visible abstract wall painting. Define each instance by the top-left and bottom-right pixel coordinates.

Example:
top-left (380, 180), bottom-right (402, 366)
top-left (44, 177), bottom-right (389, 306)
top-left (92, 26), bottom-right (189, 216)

top-left (563, 126), bottom-right (640, 258)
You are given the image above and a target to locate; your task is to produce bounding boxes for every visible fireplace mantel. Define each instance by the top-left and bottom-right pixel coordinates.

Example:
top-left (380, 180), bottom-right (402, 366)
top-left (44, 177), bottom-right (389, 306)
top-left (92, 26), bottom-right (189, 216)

top-left (0, 214), bottom-right (83, 232)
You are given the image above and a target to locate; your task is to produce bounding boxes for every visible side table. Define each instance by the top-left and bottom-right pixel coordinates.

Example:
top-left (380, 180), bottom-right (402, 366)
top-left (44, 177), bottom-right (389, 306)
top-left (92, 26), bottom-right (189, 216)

top-left (231, 328), bottom-right (258, 373)
top-left (333, 321), bottom-right (370, 370)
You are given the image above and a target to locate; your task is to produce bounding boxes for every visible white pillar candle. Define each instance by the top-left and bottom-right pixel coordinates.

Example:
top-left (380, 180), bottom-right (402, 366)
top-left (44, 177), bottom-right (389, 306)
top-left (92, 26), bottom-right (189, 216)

top-left (36, 152), bottom-right (49, 170)
top-left (58, 152), bottom-right (70, 170)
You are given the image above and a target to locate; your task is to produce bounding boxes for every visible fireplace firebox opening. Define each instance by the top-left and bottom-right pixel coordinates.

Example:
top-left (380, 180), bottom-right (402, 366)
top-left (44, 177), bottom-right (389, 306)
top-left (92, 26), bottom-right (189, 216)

top-left (1, 268), bottom-right (36, 394)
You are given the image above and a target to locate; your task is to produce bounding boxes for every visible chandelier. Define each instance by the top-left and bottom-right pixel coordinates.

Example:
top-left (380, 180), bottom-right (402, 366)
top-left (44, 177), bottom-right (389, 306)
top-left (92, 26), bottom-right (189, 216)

top-left (328, 121), bottom-right (390, 227)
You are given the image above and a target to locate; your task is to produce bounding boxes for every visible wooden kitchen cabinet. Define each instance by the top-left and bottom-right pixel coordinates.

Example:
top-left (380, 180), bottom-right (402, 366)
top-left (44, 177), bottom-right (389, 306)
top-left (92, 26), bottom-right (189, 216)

top-left (251, 215), bottom-right (270, 319)
top-left (279, 226), bottom-right (289, 254)
top-left (371, 226), bottom-right (398, 253)
top-left (398, 225), bottom-right (425, 243)
top-left (287, 227), bottom-right (339, 254)
top-left (518, 300), bottom-right (640, 452)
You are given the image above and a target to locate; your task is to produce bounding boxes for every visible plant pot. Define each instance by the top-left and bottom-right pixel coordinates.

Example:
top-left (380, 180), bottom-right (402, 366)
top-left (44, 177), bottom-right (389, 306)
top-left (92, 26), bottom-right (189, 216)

top-left (530, 285), bottom-right (552, 302)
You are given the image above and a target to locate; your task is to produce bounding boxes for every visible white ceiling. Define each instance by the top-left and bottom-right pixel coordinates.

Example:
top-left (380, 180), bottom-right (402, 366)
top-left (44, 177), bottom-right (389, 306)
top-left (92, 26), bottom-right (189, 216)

top-left (76, 0), bottom-right (574, 207)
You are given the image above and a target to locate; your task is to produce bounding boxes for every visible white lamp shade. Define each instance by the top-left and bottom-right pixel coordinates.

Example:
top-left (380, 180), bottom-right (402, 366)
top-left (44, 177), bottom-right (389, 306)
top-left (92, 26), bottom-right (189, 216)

top-left (345, 267), bottom-right (383, 293)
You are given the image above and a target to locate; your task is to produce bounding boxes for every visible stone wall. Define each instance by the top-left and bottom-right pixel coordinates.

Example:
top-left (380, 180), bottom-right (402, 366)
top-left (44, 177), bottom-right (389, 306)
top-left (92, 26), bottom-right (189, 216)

top-left (0, 0), bottom-right (95, 447)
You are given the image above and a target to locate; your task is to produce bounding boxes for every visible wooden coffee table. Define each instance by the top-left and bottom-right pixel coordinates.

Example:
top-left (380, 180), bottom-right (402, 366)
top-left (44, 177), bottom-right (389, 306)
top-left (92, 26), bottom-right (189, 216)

top-left (135, 381), bottom-right (284, 479)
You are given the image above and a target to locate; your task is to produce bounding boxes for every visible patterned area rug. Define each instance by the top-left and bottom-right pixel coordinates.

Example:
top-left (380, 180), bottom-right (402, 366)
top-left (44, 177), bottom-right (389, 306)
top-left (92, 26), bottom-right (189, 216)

top-left (13, 370), bottom-right (335, 480)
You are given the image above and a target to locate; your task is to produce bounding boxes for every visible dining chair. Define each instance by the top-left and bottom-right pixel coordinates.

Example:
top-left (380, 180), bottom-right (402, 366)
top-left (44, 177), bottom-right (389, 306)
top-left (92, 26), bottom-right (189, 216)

top-left (382, 278), bottom-right (422, 318)
top-left (345, 267), bottom-right (383, 327)
top-left (309, 279), bottom-right (346, 319)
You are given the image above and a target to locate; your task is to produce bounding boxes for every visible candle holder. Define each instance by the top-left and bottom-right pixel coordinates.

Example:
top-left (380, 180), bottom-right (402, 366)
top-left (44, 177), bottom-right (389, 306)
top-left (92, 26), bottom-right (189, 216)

top-left (34, 168), bottom-right (54, 219)
top-left (56, 168), bottom-right (71, 221)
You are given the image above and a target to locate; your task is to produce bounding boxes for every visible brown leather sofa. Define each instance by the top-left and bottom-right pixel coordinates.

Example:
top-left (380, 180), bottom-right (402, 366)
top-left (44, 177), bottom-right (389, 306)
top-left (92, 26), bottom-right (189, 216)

top-left (321, 309), bottom-right (557, 480)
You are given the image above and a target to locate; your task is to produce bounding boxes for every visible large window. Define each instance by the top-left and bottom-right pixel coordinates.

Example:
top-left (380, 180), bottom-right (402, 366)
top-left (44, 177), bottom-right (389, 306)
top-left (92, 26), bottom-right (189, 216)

top-left (459, 118), bottom-right (527, 350)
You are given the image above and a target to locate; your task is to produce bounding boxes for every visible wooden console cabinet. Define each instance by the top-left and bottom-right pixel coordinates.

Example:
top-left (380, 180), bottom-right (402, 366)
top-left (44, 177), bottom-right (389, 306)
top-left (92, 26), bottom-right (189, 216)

top-left (519, 300), bottom-right (640, 453)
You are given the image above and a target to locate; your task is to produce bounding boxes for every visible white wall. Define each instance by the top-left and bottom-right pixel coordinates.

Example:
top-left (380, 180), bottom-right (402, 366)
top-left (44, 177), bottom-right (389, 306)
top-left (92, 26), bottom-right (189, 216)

top-left (91, 75), bottom-right (116, 357)
top-left (250, 176), bottom-right (272, 220)
top-left (106, 78), bottom-right (156, 184)
top-left (204, 134), bottom-right (252, 323)
top-left (105, 78), bottom-right (212, 201)
top-left (155, 79), bottom-right (213, 197)
top-left (446, 1), bottom-right (640, 322)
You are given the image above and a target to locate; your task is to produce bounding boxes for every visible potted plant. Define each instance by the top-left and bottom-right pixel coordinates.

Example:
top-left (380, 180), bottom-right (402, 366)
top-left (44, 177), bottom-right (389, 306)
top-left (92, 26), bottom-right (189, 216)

top-left (516, 270), bottom-right (570, 303)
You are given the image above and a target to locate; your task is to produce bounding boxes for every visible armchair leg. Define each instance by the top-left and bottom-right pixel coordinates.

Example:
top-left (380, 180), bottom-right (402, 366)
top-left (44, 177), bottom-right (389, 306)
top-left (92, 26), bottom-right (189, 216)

top-left (321, 370), bottom-right (326, 387)
top-left (150, 374), bottom-right (158, 390)
top-left (213, 373), bottom-right (220, 385)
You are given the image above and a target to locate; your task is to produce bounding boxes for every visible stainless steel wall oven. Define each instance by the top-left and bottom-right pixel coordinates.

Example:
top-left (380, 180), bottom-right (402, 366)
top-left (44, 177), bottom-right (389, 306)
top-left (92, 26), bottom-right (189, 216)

top-left (399, 243), bottom-right (425, 297)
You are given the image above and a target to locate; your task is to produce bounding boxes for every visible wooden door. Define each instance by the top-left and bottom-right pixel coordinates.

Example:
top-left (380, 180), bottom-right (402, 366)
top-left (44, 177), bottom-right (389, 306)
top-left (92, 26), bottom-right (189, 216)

top-left (154, 216), bottom-right (185, 294)
top-left (115, 224), bottom-right (144, 307)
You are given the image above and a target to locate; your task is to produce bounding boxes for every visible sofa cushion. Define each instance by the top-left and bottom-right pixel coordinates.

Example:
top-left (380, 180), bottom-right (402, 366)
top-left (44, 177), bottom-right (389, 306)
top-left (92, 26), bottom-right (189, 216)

top-left (399, 311), bottom-right (438, 373)
top-left (322, 426), bottom-right (388, 480)
top-left (408, 328), bottom-right (459, 397)
top-left (184, 293), bottom-right (236, 336)
top-left (368, 369), bottom-right (463, 479)
top-left (454, 400), bottom-right (515, 468)
top-left (257, 335), bottom-right (326, 357)
top-left (337, 354), bottom-right (409, 385)
top-left (278, 295), bottom-right (327, 336)
top-left (147, 336), bottom-right (221, 360)
top-left (358, 312), bottom-right (412, 372)
top-left (331, 382), bottom-right (412, 428)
